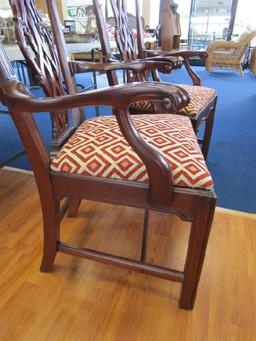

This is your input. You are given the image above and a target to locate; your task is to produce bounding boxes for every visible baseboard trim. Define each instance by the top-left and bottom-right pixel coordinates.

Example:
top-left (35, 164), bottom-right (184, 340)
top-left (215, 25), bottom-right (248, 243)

top-left (2, 166), bottom-right (33, 176)
top-left (216, 207), bottom-right (256, 219)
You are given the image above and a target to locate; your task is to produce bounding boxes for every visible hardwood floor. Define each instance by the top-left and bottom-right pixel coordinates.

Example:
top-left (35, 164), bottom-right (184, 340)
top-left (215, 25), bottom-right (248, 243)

top-left (0, 169), bottom-right (255, 341)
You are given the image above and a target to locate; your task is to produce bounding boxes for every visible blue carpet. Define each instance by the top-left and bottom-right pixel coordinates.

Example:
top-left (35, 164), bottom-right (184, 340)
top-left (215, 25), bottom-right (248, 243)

top-left (1, 67), bottom-right (256, 213)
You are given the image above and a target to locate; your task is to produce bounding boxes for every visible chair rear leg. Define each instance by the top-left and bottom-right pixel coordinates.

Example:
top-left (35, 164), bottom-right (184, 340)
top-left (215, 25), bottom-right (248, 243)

top-left (201, 98), bottom-right (217, 159)
top-left (179, 197), bottom-right (216, 310)
top-left (67, 198), bottom-right (82, 217)
top-left (40, 198), bottom-right (60, 272)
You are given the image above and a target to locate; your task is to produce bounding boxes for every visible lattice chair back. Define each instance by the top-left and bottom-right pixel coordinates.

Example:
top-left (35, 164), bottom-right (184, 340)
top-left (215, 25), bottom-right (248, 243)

top-left (109, 0), bottom-right (149, 83)
top-left (110, 0), bottom-right (137, 62)
top-left (9, 0), bottom-right (75, 155)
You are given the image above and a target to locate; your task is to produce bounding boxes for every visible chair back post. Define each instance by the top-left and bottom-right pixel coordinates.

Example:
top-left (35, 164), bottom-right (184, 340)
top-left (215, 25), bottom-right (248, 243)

top-left (135, 0), bottom-right (146, 59)
top-left (46, 0), bottom-right (84, 126)
top-left (109, 0), bottom-right (138, 62)
top-left (92, 0), bottom-right (118, 85)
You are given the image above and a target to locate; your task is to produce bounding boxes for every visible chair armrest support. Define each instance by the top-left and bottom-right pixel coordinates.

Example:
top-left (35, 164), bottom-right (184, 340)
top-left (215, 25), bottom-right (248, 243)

top-left (145, 50), bottom-right (207, 86)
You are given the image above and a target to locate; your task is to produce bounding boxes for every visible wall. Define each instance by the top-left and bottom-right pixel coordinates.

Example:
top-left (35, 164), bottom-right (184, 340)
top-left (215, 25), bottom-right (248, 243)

top-left (35, 0), bottom-right (65, 21)
top-left (0, 0), bottom-right (9, 10)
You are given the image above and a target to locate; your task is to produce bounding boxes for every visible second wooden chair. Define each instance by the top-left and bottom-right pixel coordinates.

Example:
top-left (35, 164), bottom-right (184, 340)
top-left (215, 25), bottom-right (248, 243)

top-left (93, 0), bottom-right (218, 159)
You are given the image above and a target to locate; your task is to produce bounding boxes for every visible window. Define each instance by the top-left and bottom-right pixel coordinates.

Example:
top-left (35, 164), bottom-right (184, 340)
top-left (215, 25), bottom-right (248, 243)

top-left (175, 0), bottom-right (191, 42)
top-left (189, 0), bottom-right (233, 49)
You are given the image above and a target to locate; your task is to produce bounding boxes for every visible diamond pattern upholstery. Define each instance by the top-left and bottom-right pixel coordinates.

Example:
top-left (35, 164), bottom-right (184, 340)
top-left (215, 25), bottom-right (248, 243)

top-left (131, 84), bottom-right (216, 118)
top-left (51, 114), bottom-right (213, 190)
top-left (178, 84), bottom-right (216, 117)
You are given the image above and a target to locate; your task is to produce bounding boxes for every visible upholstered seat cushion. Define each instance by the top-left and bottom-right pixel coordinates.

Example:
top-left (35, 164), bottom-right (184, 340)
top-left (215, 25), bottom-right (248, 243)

top-left (131, 84), bottom-right (216, 118)
top-left (177, 84), bottom-right (216, 118)
top-left (51, 114), bottom-right (213, 190)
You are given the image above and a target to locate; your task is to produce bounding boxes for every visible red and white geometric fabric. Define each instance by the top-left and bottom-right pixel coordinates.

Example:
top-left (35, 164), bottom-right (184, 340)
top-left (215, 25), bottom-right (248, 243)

top-left (51, 114), bottom-right (213, 190)
top-left (177, 84), bottom-right (216, 118)
top-left (130, 84), bottom-right (216, 118)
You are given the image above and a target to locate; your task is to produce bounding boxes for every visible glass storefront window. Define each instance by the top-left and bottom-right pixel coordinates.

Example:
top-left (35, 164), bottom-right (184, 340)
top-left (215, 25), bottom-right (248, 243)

top-left (189, 0), bottom-right (233, 49)
top-left (175, 0), bottom-right (191, 42)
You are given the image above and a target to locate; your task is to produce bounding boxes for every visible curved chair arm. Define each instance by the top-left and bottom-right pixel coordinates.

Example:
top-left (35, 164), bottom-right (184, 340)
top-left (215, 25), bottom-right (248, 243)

top-left (2, 80), bottom-right (189, 207)
top-left (145, 50), bottom-right (208, 86)
top-left (3, 80), bottom-right (189, 114)
top-left (142, 56), bottom-right (182, 72)
top-left (141, 55), bottom-right (182, 69)
top-left (69, 59), bottom-right (178, 78)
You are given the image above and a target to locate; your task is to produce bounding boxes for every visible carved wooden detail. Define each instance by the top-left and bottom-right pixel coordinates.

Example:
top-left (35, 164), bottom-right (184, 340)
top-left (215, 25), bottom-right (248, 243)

top-left (109, 0), bottom-right (140, 83)
top-left (9, 0), bottom-right (72, 154)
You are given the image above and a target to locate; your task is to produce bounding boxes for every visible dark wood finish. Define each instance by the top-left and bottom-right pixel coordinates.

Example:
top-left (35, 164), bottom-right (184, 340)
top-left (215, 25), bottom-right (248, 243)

top-left (140, 209), bottom-right (149, 262)
top-left (92, 0), bottom-right (118, 86)
top-left (67, 197), bottom-right (82, 217)
top-left (94, 0), bottom-right (217, 159)
top-left (0, 41), bottom-right (216, 310)
top-left (45, 0), bottom-right (85, 127)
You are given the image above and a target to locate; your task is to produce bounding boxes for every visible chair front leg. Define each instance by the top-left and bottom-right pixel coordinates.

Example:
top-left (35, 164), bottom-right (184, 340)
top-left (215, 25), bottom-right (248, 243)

top-left (201, 98), bottom-right (217, 159)
top-left (179, 196), bottom-right (216, 310)
top-left (40, 198), bottom-right (60, 272)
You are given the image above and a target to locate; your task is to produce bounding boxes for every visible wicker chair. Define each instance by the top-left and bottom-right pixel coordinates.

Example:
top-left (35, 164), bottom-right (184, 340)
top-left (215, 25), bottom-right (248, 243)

top-left (249, 46), bottom-right (256, 74)
top-left (206, 31), bottom-right (256, 75)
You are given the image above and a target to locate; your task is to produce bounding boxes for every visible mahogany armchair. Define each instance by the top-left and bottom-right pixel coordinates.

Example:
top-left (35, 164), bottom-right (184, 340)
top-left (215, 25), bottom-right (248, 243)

top-left (93, 0), bottom-right (218, 159)
top-left (0, 40), bottom-right (216, 310)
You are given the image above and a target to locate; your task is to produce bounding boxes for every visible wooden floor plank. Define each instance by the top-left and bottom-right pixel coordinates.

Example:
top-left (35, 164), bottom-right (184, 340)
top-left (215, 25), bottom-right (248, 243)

top-left (0, 170), bottom-right (255, 341)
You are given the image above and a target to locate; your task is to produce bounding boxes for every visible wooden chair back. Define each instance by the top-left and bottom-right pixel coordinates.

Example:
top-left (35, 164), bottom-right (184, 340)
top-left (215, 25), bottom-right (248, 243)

top-left (93, 0), bottom-right (150, 85)
top-left (109, 0), bottom-right (145, 60)
top-left (9, 0), bottom-right (80, 154)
